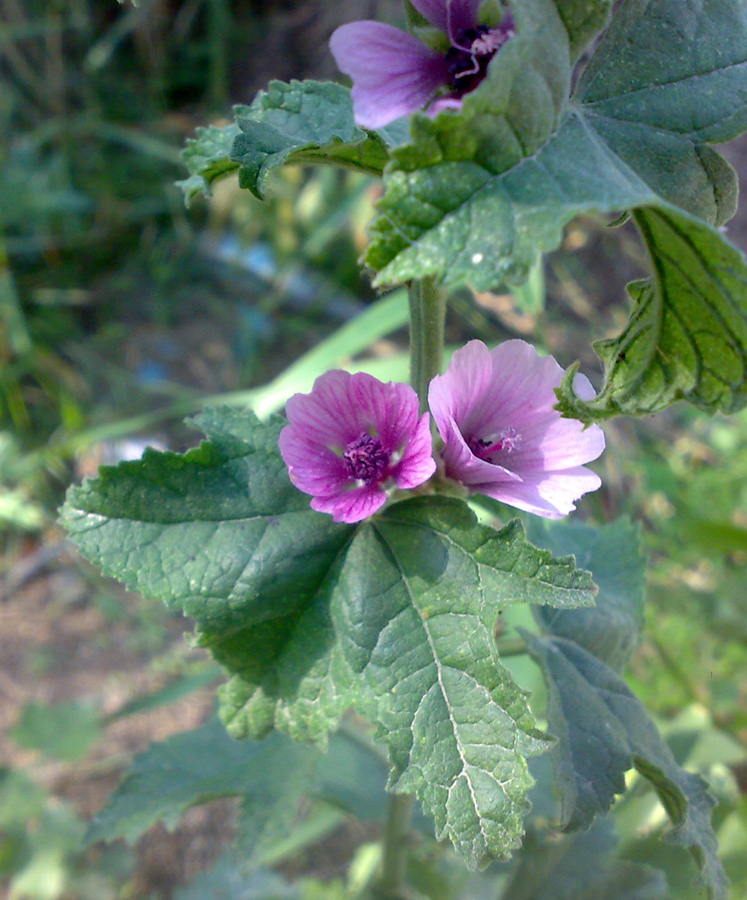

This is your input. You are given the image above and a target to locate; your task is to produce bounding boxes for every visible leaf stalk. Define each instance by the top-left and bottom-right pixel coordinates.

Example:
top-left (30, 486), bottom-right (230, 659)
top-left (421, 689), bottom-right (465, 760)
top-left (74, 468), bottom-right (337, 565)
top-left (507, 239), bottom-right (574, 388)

top-left (408, 276), bottom-right (447, 412)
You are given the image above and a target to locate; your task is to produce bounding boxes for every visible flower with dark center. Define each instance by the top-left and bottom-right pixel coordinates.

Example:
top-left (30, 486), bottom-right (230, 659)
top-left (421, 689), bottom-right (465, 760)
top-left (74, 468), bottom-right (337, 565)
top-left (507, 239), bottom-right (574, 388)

top-left (279, 370), bottom-right (436, 523)
top-left (330, 0), bottom-right (514, 129)
top-left (428, 340), bottom-right (605, 518)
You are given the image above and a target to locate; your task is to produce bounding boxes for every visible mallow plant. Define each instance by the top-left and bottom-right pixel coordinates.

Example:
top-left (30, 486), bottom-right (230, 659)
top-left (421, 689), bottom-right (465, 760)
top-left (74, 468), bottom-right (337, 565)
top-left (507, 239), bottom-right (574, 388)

top-left (61, 0), bottom-right (747, 897)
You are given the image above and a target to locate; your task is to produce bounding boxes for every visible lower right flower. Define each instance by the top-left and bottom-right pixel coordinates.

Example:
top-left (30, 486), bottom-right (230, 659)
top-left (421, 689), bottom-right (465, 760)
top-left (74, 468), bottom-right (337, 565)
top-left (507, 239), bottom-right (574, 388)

top-left (428, 339), bottom-right (606, 518)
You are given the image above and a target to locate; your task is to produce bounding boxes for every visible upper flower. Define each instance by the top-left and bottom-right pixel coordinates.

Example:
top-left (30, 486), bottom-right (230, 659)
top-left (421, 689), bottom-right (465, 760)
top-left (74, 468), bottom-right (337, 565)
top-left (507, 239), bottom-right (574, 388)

top-left (428, 340), bottom-right (605, 519)
top-left (279, 370), bottom-right (436, 524)
top-left (329, 0), bottom-right (515, 129)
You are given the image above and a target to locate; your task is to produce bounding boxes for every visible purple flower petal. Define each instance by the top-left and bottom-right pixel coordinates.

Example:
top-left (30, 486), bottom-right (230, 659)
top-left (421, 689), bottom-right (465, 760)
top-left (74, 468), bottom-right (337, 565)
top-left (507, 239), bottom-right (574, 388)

top-left (329, 21), bottom-right (448, 128)
top-left (411, 0), bottom-right (480, 39)
top-left (393, 412), bottom-right (437, 488)
top-left (476, 467), bottom-right (603, 519)
top-left (428, 340), bottom-right (605, 518)
top-left (280, 370), bottom-right (435, 524)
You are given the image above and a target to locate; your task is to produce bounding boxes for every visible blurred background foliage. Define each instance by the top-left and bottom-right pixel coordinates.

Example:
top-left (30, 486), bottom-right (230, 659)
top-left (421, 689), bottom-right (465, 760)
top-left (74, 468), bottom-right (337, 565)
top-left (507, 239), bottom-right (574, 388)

top-left (1, 0), bottom-right (746, 898)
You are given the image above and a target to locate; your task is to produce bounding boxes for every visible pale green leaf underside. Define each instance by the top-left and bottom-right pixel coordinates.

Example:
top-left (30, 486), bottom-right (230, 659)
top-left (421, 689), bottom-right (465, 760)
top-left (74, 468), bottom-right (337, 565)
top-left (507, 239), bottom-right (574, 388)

top-left (61, 410), bottom-right (596, 868)
top-left (528, 635), bottom-right (727, 900)
top-left (556, 206), bottom-right (747, 420)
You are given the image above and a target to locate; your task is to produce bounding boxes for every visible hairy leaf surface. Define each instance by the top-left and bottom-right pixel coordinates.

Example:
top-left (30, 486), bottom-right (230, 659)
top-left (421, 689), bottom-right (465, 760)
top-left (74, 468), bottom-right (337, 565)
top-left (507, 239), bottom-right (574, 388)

top-left (61, 406), bottom-right (598, 866)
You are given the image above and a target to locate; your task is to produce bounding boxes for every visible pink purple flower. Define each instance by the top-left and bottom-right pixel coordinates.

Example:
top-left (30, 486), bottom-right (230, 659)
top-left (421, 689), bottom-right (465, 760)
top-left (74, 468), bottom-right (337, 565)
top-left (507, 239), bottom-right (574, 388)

top-left (428, 340), bottom-right (605, 518)
top-left (279, 370), bottom-right (436, 524)
top-left (329, 0), bottom-right (515, 129)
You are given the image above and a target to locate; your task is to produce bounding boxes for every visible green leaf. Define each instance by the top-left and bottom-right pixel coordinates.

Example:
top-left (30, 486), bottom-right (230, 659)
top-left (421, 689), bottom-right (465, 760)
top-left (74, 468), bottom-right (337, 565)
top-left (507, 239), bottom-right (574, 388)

top-left (551, 0), bottom-right (612, 61)
top-left (232, 81), bottom-right (401, 199)
top-left (85, 719), bottom-right (321, 853)
top-left (504, 815), bottom-right (669, 900)
top-left (556, 207), bottom-right (747, 420)
top-left (526, 635), bottom-right (728, 900)
top-left (61, 409), bottom-right (355, 745)
top-left (61, 407), bottom-right (353, 647)
top-left (363, 0), bottom-right (747, 417)
top-left (528, 517), bottom-right (645, 671)
top-left (11, 700), bottom-right (101, 762)
top-left (177, 107), bottom-right (250, 202)
top-left (365, 0), bottom-right (747, 288)
top-left (62, 408), bottom-right (597, 868)
top-left (174, 856), bottom-right (299, 900)
top-left (577, 0), bottom-right (747, 146)
top-left (341, 498), bottom-right (596, 866)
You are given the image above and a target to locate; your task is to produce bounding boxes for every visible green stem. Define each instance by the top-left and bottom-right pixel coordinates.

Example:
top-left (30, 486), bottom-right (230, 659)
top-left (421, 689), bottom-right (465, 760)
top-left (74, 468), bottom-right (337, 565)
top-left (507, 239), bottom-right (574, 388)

top-left (408, 276), bottom-right (447, 411)
top-left (376, 792), bottom-right (416, 899)
top-left (495, 637), bottom-right (530, 658)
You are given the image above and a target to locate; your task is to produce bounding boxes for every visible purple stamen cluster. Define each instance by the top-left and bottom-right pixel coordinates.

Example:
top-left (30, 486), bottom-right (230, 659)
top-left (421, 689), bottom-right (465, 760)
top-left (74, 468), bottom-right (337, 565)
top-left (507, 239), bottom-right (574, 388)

top-left (279, 371), bottom-right (435, 524)
top-left (343, 432), bottom-right (390, 482)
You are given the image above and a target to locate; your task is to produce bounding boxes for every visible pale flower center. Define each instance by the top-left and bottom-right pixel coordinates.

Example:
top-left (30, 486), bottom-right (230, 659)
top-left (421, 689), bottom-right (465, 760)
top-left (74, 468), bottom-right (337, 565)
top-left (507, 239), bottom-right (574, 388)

top-left (445, 25), bottom-right (511, 93)
top-left (469, 427), bottom-right (522, 463)
top-left (343, 432), bottom-right (389, 483)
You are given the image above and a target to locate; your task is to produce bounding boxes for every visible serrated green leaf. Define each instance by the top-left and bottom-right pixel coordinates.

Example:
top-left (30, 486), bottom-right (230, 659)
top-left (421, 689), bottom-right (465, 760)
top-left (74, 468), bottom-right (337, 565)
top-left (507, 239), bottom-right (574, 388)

top-left (326, 497), bottom-right (595, 868)
top-left (61, 409), bottom-right (356, 745)
top-left (177, 107), bottom-right (251, 201)
top-left (528, 518), bottom-right (645, 671)
top-left (232, 81), bottom-right (398, 199)
top-left (364, 0), bottom-right (747, 417)
top-left (556, 207), bottom-right (747, 420)
top-left (61, 408), bottom-right (353, 638)
top-left (527, 635), bottom-right (727, 900)
top-left (62, 408), bottom-right (597, 869)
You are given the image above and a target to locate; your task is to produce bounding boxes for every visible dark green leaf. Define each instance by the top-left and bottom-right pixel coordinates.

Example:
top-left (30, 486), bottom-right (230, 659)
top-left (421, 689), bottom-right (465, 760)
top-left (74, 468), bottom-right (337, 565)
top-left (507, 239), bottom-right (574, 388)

top-left (529, 518), bottom-right (645, 671)
top-left (527, 635), bottom-right (727, 900)
top-left (332, 498), bottom-right (595, 867)
top-left (232, 81), bottom-right (397, 199)
top-left (577, 0), bottom-right (747, 146)
top-left (365, 0), bottom-right (747, 288)
top-left (556, 207), bottom-right (747, 420)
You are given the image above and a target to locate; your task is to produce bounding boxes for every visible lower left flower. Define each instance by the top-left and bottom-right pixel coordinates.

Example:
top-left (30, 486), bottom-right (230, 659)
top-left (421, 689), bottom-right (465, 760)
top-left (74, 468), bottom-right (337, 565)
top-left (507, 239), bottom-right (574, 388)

top-left (279, 370), bottom-right (436, 523)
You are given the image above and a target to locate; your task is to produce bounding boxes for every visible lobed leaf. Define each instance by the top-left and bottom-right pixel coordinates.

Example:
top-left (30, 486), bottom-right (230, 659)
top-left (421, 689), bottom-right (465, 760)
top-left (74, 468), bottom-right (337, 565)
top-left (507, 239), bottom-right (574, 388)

top-left (60, 409), bottom-right (597, 867)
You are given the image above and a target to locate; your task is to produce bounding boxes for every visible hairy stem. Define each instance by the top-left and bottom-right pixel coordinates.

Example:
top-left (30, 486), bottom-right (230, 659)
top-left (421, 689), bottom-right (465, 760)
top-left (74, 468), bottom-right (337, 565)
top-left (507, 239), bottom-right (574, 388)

top-left (376, 792), bottom-right (416, 899)
top-left (408, 276), bottom-right (447, 411)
